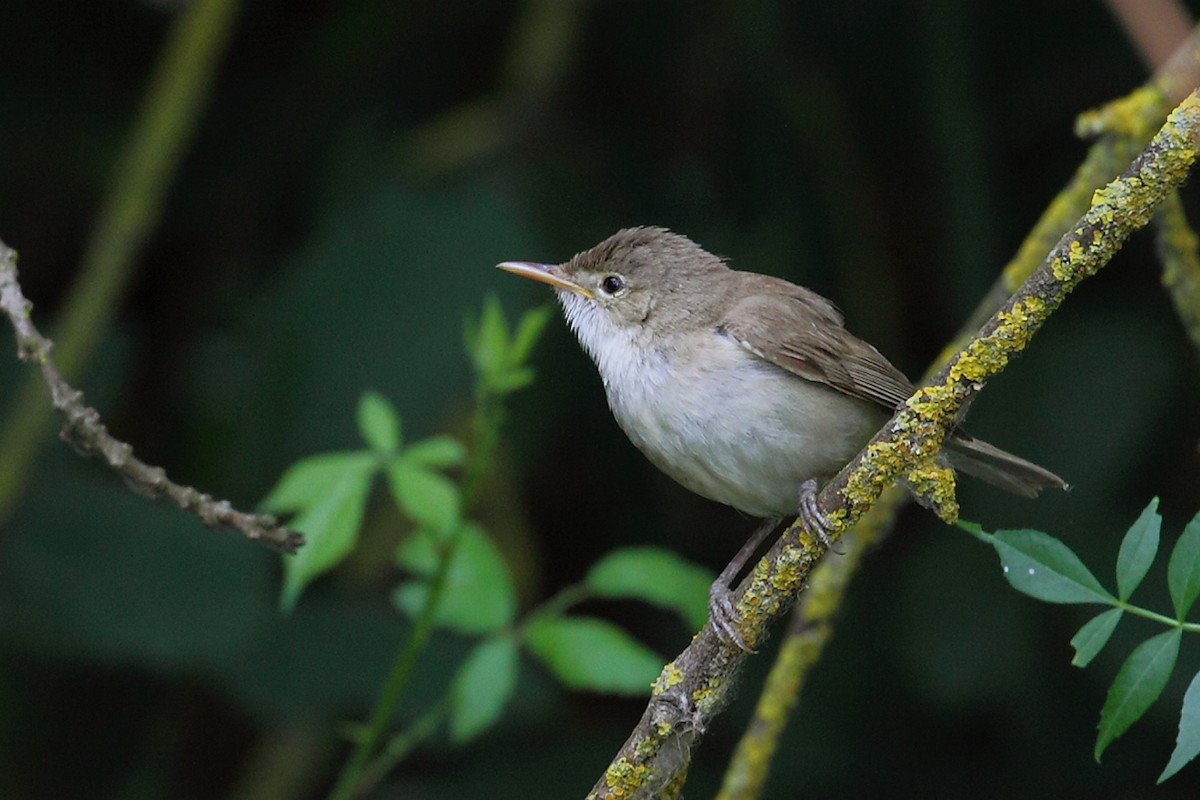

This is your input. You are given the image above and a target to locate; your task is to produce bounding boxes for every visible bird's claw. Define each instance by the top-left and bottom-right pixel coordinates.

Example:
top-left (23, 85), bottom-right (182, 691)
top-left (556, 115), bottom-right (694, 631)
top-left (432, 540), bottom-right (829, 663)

top-left (708, 582), bottom-right (755, 653)
top-left (798, 478), bottom-right (840, 553)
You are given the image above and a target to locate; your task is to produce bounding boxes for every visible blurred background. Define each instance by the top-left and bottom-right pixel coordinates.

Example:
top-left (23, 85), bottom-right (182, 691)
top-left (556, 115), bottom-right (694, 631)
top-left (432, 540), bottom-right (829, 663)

top-left (1, 0), bottom-right (1199, 797)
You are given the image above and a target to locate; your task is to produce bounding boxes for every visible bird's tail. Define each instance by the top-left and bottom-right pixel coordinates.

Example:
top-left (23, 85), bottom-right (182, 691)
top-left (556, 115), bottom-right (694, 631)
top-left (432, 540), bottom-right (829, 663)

top-left (945, 433), bottom-right (1067, 498)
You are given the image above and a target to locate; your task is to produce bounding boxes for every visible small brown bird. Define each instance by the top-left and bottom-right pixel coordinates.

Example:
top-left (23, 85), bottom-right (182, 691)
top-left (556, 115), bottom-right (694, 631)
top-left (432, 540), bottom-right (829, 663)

top-left (499, 227), bottom-right (1065, 648)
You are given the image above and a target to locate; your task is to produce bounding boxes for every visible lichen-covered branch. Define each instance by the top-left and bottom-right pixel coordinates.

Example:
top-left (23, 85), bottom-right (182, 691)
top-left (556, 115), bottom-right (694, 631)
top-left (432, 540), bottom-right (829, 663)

top-left (948, 22), bottom-right (1200, 347)
top-left (587, 91), bottom-right (1200, 800)
top-left (0, 240), bottom-right (303, 553)
top-left (1155, 191), bottom-right (1200, 354)
top-left (715, 28), bottom-right (1200, 796)
top-left (714, 489), bottom-right (903, 800)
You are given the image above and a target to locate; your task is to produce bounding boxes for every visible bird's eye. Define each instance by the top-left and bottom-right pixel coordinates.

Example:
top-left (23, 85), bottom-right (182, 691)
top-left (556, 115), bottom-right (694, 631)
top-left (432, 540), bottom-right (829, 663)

top-left (600, 275), bottom-right (625, 295)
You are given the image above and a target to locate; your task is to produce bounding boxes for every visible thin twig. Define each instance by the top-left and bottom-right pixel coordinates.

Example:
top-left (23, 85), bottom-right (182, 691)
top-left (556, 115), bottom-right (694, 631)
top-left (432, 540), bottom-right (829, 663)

top-left (0, 0), bottom-right (242, 525)
top-left (587, 91), bottom-right (1200, 800)
top-left (0, 241), bottom-right (302, 553)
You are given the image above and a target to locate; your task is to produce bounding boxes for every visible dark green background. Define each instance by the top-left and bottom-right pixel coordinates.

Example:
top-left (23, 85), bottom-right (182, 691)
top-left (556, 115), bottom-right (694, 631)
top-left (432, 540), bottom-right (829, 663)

top-left (1, 1), bottom-right (1199, 797)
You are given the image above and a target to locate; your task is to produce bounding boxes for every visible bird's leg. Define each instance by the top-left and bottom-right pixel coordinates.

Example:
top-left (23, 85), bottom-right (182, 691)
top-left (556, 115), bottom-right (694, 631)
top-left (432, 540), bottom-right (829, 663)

top-left (708, 516), bottom-right (783, 652)
top-left (797, 477), bottom-right (838, 550)
top-left (708, 481), bottom-right (839, 651)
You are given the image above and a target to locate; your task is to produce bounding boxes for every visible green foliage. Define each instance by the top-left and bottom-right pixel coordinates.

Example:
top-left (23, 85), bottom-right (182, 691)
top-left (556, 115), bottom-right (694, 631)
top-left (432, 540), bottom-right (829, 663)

top-left (523, 616), bottom-right (664, 695)
top-left (586, 546), bottom-right (715, 630)
top-left (449, 636), bottom-right (519, 743)
top-left (965, 501), bottom-right (1200, 782)
top-left (403, 436), bottom-right (467, 468)
top-left (261, 452), bottom-right (376, 612)
top-left (1070, 608), bottom-right (1122, 668)
top-left (1168, 512), bottom-right (1200, 620)
top-left (1096, 629), bottom-right (1180, 762)
top-left (1163, 672), bottom-right (1200, 783)
top-left (393, 523), bottom-right (516, 634)
top-left (260, 299), bottom-right (716, 796)
top-left (465, 295), bottom-right (553, 396)
top-left (992, 528), bottom-right (1113, 604)
top-left (357, 390), bottom-right (401, 456)
top-left (259, 393), bottom-right (465, 610)
top-left (1117, 498), bottom-right (1161, 602)
top-left (387, 458), bottom-right (462, 533)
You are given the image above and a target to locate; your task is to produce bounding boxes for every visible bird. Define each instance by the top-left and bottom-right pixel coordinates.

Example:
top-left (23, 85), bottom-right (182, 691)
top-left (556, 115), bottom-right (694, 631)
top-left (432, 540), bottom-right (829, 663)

top-left (498, 226), bottom-right (1065, 648)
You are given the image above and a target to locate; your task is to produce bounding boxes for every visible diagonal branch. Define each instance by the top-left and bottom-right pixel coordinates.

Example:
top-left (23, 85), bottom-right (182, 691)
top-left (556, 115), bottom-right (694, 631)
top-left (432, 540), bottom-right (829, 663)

top-left (0, 241), bottom-right (303, 553)
top-left (714, 490), bottom-right (904, 800)
top-left (587, 91), bottom-right (1200, 800)
top-left (717, 22), bottom-right (1200, 797)
top-left (0, 0), bottom-right (242, 525)
top-left (1155, 190), bottom-right (1200, 353)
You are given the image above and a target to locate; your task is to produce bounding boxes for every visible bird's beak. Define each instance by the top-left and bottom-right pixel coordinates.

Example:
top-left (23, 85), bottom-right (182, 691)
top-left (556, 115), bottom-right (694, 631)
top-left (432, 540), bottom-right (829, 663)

top-left (496, 261), bottom-right (594, 299)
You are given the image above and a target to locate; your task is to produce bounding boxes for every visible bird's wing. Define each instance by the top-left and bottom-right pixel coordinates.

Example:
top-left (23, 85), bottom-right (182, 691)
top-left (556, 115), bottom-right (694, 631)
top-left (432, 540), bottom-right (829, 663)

top-left (719, 287), bottom-right (915, 410)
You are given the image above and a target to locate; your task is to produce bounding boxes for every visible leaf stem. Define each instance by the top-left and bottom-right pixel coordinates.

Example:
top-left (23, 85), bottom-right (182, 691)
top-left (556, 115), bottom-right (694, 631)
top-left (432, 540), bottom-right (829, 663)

top-left (1115, 600), bottom-right (1200, 632)
top-left (327, 528), bottom-right (462, 800)
top-left (356, 701), bottom-right (450, 796)
top-left (329, 305), bottom-right (544, 796)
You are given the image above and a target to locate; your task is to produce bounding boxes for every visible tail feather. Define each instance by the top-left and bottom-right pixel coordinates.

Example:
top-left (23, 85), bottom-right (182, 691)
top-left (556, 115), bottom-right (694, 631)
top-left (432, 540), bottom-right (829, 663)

top-left (946, 433), bottom-right (1067, 498)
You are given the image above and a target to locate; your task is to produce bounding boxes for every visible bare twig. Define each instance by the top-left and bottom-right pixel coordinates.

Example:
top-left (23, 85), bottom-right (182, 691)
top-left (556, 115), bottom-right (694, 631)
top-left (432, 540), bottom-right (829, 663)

top-left (0, 0), bottom-right (242, 525)
top-left (587, 91), bottom-right (1200, 800)
top-left (0, 241), bottom-right (303, 553)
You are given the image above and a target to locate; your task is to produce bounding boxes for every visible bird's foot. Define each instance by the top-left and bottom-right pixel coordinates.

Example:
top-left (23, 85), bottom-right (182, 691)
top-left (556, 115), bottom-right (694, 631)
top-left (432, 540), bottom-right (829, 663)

top-left (798, 478), bottom-right (840, 552)
top-left (706, 516), bottom-right (782, 652)
top-left (708, 581), bottom-right (754, 653)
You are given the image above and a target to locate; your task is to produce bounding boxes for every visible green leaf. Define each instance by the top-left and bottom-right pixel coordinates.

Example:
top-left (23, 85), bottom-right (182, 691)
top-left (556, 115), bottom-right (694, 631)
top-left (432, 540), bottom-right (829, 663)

top-left (394, 528), bottom-right (440, 576)
top-left (1116, 498), bottom-right (1161, 601)
top-left (1168, 510), bottom-right (1200, 620)
top-left (449, 636), bottom-right (519, 742)
top-left (523, 616), bottom-right (663, 695)
top-left (387, 457), bottom-right (461, 532)
top-left (487, 366), bottom-right (536, 395)
top-left (356, 391), bottom-right (401, 455)
top-left (392, 523), bottom-right (516, 634)
top-left (1160, 670), bottom-right (1200, 782)
top-left (470, 295), bottom-right (509, 377)
top-left (993, 529), bottom-right (1114, 604)
top-left (259, 452), bottom-right (376, 514)
top-left (404, 435), bottom-right (467, 468)
top-left (1096, 628), bottom-right (1182, 761)
top-left (279, 463), bottom-right (375, 611)
top-left (509, 305), bottom-right (553, 364)
top-left (586, 547), bottom-right (715, 630)
top-left (1071, 608), bottom-right (1123, 668)
top-left (955, 518), bottom-right (993, 544)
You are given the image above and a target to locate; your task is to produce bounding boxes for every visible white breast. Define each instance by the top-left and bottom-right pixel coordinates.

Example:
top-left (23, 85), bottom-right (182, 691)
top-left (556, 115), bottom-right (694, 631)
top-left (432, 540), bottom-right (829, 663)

top-left (562, 293), bottom-right (882, 517)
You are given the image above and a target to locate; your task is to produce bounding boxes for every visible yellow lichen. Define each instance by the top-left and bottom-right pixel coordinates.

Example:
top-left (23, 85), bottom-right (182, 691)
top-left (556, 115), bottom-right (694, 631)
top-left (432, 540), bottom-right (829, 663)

top-left (1157, 192), bottom-right (1200, 349)
top-left (634, 734), bottom-right (660, 759)
top-left (605, 758), bottom-right (649, 796)
top-left (1075, 86), bottom-right (1166, 140)
top-left (770, 560), bottom-right (799, 593)
top-left (691, 677), bottom-right (722, 713)
top-left (652, 661), bottom-right (685, 696)
top-left (906, 461), bottom-right (959, 523)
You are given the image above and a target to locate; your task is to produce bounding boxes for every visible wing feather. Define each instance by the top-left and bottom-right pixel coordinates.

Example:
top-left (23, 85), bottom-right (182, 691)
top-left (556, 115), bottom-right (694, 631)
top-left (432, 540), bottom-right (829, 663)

top-left (719, 286), bottom-right (914, 411)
